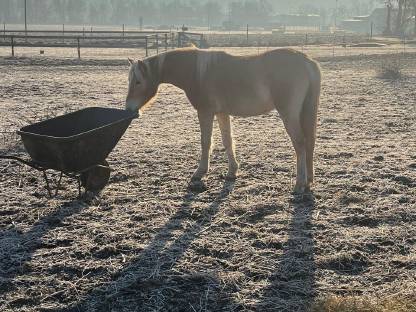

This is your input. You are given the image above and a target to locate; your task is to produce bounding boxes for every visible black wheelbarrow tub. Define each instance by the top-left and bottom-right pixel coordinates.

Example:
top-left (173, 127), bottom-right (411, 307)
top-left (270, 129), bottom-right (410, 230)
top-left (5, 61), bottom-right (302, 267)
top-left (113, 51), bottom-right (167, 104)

top-left (17, 107), bottom-right (138, 173)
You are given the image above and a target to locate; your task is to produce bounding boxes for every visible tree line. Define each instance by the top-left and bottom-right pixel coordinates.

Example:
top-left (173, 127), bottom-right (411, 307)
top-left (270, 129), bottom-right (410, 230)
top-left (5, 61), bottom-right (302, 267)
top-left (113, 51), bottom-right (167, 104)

top-left (383, 0), bottom-right (416, 35)
top-left (1, 0), bottom-right (414, 35)
top-left (1, 0), bottom-right (379, 28)
top-left (0, 0), bottom-right (225, 27)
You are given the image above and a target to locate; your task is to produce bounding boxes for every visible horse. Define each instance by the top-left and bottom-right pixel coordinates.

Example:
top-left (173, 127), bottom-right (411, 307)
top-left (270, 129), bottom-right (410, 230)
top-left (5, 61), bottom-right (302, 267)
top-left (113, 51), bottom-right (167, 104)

top-left (126, 47), bottom-right (321, 193)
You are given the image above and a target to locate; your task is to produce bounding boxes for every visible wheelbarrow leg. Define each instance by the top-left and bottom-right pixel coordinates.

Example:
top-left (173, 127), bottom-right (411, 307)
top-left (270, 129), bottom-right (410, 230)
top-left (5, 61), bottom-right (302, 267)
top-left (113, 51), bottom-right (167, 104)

top-left (43, 170), bottom-right (53, 198)
top-left (54, 172), bottom-right (63, 197)
top-left (77, 176), bottom-right (82, 199)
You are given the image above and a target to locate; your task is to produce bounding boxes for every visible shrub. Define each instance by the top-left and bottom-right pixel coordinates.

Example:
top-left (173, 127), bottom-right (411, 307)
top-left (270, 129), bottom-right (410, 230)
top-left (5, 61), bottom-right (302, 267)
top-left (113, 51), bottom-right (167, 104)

top-left (378, 59), bottom-right (402, 80)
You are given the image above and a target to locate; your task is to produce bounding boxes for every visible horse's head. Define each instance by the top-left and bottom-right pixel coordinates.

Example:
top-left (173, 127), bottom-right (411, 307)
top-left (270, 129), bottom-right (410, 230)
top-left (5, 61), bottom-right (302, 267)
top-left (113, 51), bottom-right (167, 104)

top-left (125, 58), bottom-right (158, 113)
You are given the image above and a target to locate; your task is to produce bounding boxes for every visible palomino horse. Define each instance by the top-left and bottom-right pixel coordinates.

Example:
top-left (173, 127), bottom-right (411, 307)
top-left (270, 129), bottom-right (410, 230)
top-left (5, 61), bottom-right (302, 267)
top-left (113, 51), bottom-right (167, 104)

top-left (126, 48), bottom-right (321, 193)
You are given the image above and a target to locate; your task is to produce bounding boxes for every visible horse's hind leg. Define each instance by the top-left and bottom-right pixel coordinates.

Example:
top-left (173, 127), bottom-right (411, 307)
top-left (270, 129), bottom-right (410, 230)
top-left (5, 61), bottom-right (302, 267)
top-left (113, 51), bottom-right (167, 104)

top-left (279, 93), bottom-right (309, 193)
top-left (217, 113), bottom-right (239, 180)
top-left (191, 110), bottom-right (214, 181)
top-left (282, 115), bottom-right (308, 193)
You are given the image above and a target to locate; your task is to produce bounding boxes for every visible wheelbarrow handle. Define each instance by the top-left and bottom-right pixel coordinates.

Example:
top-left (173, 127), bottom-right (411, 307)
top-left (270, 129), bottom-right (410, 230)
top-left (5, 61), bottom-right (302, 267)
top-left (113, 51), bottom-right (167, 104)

top-left (0, 155), bottom-right (43, 170)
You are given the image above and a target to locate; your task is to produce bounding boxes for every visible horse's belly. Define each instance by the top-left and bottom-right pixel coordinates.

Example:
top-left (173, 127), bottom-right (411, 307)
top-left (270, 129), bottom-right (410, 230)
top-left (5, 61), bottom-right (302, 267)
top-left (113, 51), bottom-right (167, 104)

top-left (227, 98), bottom-right (274, 116)
top-left (216, 85), bottom-right (275, 117)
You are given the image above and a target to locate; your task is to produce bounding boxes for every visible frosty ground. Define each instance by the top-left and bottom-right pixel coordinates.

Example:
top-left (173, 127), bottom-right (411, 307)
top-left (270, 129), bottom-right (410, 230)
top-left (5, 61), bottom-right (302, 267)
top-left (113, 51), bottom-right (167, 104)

top-left (0, 47), bottom-right (415, 311)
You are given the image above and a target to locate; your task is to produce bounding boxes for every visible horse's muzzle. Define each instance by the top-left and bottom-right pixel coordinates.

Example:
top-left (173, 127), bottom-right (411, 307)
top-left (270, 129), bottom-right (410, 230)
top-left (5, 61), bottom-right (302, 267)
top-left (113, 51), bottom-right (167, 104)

top-left (125, 99), bottom-right (140, 114)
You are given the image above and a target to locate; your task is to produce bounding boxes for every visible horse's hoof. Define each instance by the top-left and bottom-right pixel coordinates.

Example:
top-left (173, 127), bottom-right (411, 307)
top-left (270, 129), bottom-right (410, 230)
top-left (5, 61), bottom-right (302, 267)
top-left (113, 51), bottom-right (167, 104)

top-left (225, 175), bottom-right (237, 182)
top-left (293, 184), bottom-right (306, 194)
top-left (293, 183), bottom-right (314, 195)
top-left (188, 180), bottom-right (207, 193)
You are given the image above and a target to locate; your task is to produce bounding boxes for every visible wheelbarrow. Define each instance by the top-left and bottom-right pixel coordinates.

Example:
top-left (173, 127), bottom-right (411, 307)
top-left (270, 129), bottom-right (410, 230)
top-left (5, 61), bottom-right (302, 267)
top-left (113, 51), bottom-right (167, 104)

top-left (0, 107), bottom-right (138, 197)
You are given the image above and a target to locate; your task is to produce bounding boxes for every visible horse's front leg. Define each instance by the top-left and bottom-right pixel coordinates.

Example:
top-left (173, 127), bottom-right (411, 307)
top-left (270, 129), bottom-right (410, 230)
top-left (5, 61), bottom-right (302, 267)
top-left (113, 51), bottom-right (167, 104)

top-left (217, 113), bottom-right (239, 180)
top-left (191, 110), bottom-right (214, 181)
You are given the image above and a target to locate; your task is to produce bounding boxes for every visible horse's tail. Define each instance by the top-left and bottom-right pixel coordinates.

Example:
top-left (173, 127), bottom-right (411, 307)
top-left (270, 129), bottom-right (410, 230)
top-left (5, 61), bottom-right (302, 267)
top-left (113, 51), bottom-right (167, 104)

top-left (302, 59), bottom-right (321, 184)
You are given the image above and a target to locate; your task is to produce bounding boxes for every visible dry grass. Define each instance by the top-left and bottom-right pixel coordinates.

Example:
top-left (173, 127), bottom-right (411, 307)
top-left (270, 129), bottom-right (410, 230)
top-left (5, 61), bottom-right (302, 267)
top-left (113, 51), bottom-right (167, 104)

top-left (0, 50), bottom-right (415, 312)
top-left (312, 296), bottom-right (416, 312)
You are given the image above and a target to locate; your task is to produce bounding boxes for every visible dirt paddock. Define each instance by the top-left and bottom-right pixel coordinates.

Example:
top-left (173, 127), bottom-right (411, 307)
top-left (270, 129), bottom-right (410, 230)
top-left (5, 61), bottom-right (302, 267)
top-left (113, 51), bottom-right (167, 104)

top-left (0, 47), bottom-right (415, 311)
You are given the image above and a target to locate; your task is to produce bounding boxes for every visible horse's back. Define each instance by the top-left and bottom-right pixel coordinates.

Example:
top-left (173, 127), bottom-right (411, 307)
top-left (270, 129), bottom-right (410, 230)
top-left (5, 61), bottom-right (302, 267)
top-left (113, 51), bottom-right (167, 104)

top-left (198, 49), bottom-right (318, 116)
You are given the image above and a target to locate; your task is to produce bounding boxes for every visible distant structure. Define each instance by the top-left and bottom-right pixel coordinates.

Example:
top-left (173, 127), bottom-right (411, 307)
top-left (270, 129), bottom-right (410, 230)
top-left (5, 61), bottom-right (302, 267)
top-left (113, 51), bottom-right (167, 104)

top-left (223, 14), bottom-right (322, 32)
top-left (341, 8), bottom-right (398, 35)
top-left (268, 14), bottom-right (321, 31)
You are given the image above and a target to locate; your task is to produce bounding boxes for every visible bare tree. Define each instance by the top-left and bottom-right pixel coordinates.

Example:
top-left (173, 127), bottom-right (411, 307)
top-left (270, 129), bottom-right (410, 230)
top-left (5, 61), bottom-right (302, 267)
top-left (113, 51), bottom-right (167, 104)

top-left (414, 0), bottom-right (416, 35)
top-left (382, 0), bottom-right (393, 35)
top-left (395, 0), bottom-right (404, 34)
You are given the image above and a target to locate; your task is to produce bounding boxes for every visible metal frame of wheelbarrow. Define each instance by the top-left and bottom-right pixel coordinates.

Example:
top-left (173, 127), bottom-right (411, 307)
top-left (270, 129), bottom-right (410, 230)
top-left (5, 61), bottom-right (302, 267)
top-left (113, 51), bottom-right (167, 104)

top-left (0, 107), bottom-right (137, 198)
top-left (0, 155), bottom-right (109, 197)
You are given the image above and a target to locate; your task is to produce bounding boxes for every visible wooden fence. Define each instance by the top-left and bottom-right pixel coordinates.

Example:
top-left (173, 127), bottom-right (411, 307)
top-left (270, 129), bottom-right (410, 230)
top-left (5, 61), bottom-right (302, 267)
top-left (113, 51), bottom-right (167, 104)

top-left (2, 27), bottom-right (171, 37)
top-left (0, 32), bottom-right (175, 58)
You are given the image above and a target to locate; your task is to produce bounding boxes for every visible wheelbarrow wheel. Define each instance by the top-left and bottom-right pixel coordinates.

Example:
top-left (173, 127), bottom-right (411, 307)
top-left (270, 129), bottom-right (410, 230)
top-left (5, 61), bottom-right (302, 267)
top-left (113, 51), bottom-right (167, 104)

top-left (80, 161), bottom-right (111, 192)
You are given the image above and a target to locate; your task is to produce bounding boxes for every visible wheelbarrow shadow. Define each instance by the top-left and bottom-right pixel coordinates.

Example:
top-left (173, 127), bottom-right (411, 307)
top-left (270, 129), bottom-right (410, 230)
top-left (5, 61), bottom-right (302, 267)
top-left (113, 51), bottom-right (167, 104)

top-left (65, 179), bottom-right (237, 312)
top-left (0, 199), bottom-right (89, 287)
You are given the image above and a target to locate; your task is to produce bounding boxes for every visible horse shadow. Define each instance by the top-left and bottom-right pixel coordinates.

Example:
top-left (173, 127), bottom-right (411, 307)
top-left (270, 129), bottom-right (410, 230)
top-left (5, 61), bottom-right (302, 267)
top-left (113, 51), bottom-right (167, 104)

top-left (65, 180), bottom-right (236, 312)
top-left (1, 181), bottom-right (316, 312)
top-left (253, 194), bottom-right (317, 311)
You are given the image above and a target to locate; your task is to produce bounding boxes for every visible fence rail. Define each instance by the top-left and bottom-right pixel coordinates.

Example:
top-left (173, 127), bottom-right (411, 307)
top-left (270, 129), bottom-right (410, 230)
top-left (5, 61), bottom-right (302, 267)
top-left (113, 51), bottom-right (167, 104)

top-left (2, 29), bottom-right (171, 35)
top-left (1, 33), bottom-right (174, 58)
top-left (1, 35), bottom-right (158, 40)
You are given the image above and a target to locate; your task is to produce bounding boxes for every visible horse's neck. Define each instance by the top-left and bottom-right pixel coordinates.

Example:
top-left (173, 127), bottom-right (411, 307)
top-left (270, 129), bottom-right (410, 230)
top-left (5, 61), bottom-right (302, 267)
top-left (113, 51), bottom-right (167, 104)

top-left (160, 49), bottom-right (197, 93)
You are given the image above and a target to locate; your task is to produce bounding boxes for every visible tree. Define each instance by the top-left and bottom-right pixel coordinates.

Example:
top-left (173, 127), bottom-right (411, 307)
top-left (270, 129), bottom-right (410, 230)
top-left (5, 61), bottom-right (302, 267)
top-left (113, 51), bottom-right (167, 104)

top-left (298, 4), bottom-right (319, 15)
top-left (0, 0), bottom-right (13, 23)
top-left (395, 0), bottom-right (404, 34)
top-left (383, 0), bottom-right (393, 35)
top-left (393, 0), bottom-right (416, 35)
top-left (203, 1), bottom-right (223, 28)
top-left (228, 0), bottom-right (272, 27)
top-left (65, 0), bottom-right (86, 24)
top-left (413, 0), bottom-right (416, 35)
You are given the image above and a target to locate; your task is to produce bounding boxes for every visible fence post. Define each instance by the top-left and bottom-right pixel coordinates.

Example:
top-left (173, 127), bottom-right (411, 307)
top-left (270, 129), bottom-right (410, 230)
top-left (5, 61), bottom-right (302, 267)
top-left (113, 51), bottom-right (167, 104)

top-left (122, 24), bottom-right (125, 40)
top-left (178, 32), bottom-right (182, 48)
top-left (370, 22), bottom-right (373, 40)
top-left (3, 23), bottom-right (5, 42)
top-left (156, 34), bottom-right (159, 54)
top-left (145, 36), bottom-right (148, 57)
top-left (83, 26), bottom-right (85, 39)
top-left (246, 24), bottom-right (249, 44)
top-left (77, 37), bottom-right (80, 59)
top-left (305, 33), bottom-right (308, 46)
top-left (164, 33), bottom-right (168, 51)
top-left (11, 36), bottom-right (14, 57)
top-left (171, 32), bottom-right (174, 49)
top-left (200, 34), bottom-right (203, 48)
top-left (63, 24), bottom-right (65, 43)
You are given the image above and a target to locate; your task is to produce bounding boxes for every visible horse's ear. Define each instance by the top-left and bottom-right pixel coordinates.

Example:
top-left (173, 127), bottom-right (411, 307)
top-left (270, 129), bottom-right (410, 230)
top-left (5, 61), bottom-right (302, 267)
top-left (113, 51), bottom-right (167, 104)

top-left (128, 58), bottom-right (134, 65)
top-left (137, 59), bottom-right (147, 74)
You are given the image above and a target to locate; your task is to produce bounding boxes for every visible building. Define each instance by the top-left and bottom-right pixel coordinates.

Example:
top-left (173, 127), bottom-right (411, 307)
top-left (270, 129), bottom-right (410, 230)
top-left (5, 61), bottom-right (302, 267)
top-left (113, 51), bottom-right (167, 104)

top-left (341, 8), bottom-right (398, 35)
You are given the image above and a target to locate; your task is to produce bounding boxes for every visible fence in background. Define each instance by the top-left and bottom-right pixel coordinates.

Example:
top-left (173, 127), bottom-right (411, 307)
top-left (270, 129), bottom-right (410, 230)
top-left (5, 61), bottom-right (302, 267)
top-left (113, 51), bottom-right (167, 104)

top-left (0, 32), bottom-right (176, 58)
top-left (0, 25), bottom-right (216, 58)
top-left (0, 24), bottom-right (413, 59)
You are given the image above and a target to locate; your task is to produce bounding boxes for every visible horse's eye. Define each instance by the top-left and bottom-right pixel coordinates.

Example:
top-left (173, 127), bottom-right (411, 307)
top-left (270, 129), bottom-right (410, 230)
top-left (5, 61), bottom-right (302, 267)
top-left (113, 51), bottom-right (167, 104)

top-left (136, 81), bottom-right (141, 85)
